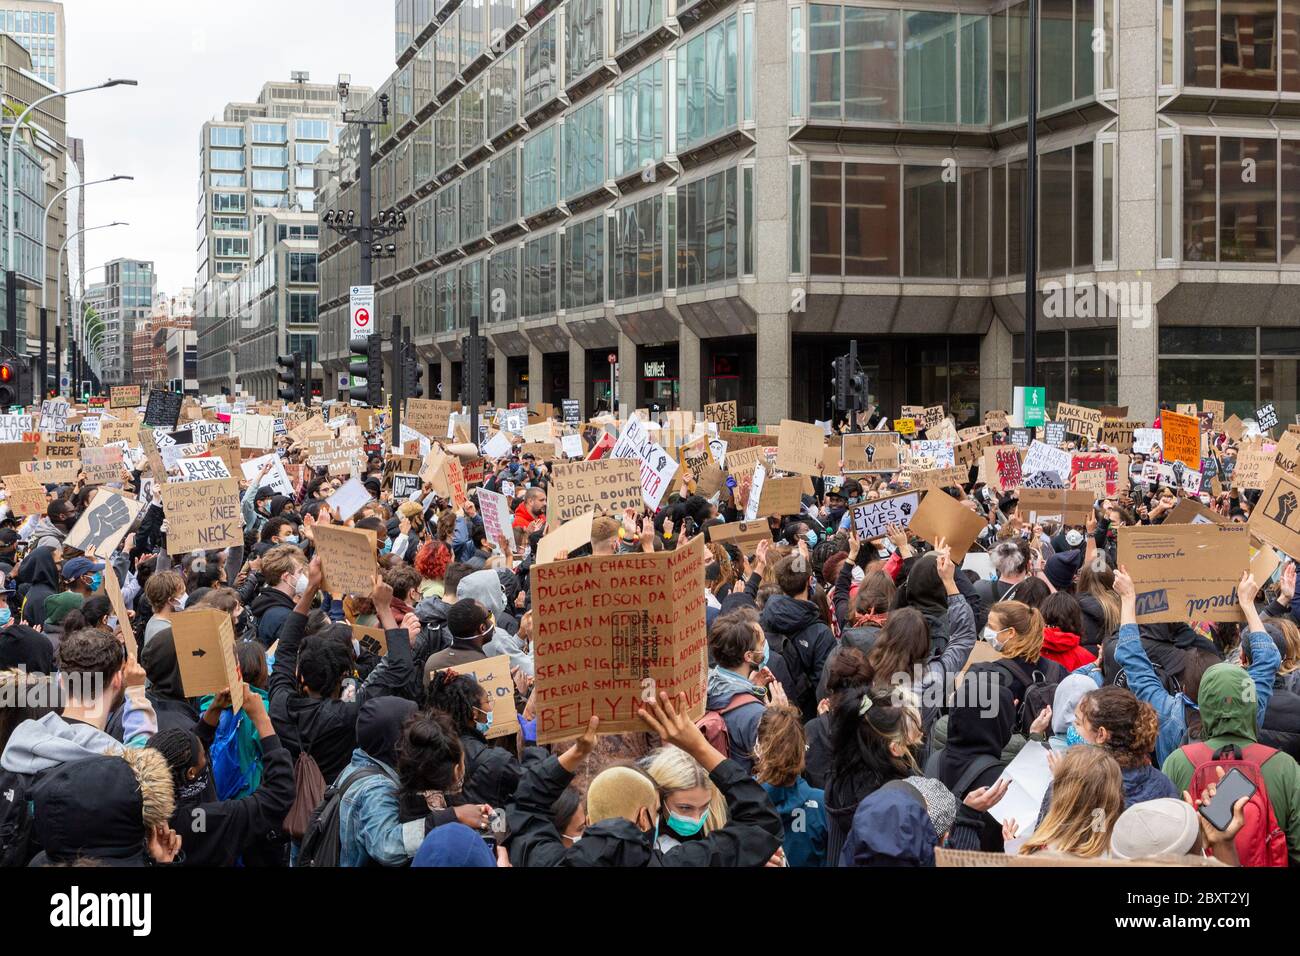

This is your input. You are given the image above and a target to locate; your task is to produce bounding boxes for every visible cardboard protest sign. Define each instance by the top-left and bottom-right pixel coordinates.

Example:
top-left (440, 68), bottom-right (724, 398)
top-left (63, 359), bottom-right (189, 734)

top-left (531, 536), bottom-right (707, 744)
top-left (985, 447), bottom-right (1024, 493)
top-left (231, 414), bottom-right (277, 451)
top-left (1132, 428), bottom-right (1163, 457)
top-left (908, 489), bottom-right (986, 561)
top-left (841, 433), bottom-right (899, 474)
top-left (909, 464), bottom-right (970, 492)
top-left (314, 523), bottom-right (378, 596)
top-left (1221, 414), bottom-right (1245, 442)
top-left (144, 390), bottom-right (183, 429)
top-left (433, 654), bottom-right (520, 739)
top-left (742, 460), bottom-right (766, 522)
top-left (206, 436), bottom-right (242, 476)
top-left (775, 419), bottom-right (825, 476)
top-left (101, 418), bottom-right (142, 448)
top-left (173, 456), bottom-right (231, 483)
top-left (0, 442), bottom-right (34, 477)
top-left (160, 478), bottom-right (242, 554)
top-left (1070, 453), bottom-right (1126, 497)
top-left (1100, 419), bottom-right (1143, 454)
top-left (705, 519), bottom-right (771, 551)
top-left (170, 609), bottom-right (243, 713)
top-left (704, 401), bottom-right (737, 431)
top-left (848, 491), bottom-right (920, 540)
top-left (110, 385), bottom-right (142, 409)
top-left (1054, 402), bottom-right (1103, 440)
top-left (1008, 427), bottom-right (1031, 449)
top-left (100, 561), bottom-right (136, 661)
top-left (1256, 402), bottom-right (1279, 433)
top-left (1202, 400), bottom-right (1225, 431)
top-left (535, 512), bottom-right (596, 566)
top-left (64, 489), bottom-right (144, 556)
top-left (911, 440), bottom-right (956, 467)
top-left (1161, 410), bottom-right (1201, 469)
top-left (1165, 498), bottom-right (1227, 526)
top-left (353, 624), bottom-right (388, 658)
top-left (390, 473), bottom-right (422, 500)
top-left (754, 477), bottom-right (804, 519)
top-left (1021, 441), bottom-right (1072, 483)
top-left (20, 456), bottom-right (79, 483)
top-left (37, 400), bottom-right (70, 434)
top-left (3, 472), bottom-right (47, 516)
top-left (984, 410), bottom-right (1009, 431)
top-left (1117, 524), bottom-right (1249, 623)
top-left (1043, 422), bottom-right (1067, 446)
top-left (1232, 444), bottom-right (1275, 491)
top-left (1072, 468), bottom-right (1110, 498)
top-left (1017, 488), bottom-right (1095, 526)
top-left (405, 398), bottom-right (457, 439)
top-left (1272, 432), bottom-right (1300, 478)
top-left (954, 432), bottom-right (993, 470)
top-left (547, 458), bottom-right (643, 525)
top-left (1248, 470), bottom-right (1300, 560)
top-left (610, 416), bottom-right (678, 510)
top-left (80, 446), bottom-right (125, 486)
top-left (0, 414), bottom-right (31, 443)
top-left (894, 418), bottom-right (917, 437)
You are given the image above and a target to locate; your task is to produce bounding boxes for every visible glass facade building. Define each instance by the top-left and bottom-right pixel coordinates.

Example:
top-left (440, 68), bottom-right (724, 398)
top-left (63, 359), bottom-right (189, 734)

top-left (310, 0), bottom-right (1300, 425)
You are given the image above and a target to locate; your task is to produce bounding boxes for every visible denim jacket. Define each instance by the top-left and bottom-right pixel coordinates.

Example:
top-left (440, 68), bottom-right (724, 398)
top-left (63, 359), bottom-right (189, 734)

top-left (1115, 623), bottom-right (1280, 766)
top-left (336, 750), bottom-right (426, 867)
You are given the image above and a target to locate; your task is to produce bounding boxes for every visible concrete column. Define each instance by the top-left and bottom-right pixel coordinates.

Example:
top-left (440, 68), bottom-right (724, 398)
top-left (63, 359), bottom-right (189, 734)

top-left (493, 343), bottom-right (508, 408)
top-left (1115, 0), bottom-right (1160, 421)
top-left (679, 325), bottom-right (701, 411)
top-left (753, 0), bottom-right (791, 427)
top-left (528, 347), bottom-right (543, 408)
top-left (980, 317), bottom-right (1013, 415)
top-left (440, 355), bottom-right (453, 403)
top-left (618, 331), bottom-right (637, 416)
top-left (568, 337), bottom-right (586, 417)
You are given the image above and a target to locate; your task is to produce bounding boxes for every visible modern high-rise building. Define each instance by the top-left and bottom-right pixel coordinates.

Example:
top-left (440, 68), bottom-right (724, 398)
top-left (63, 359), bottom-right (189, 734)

top-left (98, 258), bottom-right (157, 386)
top-left (194, 73), bottom-right (372, 397)
top-left (313, 0), bottom-right (1300, 429)
top-left (0, 1), bottom-right (63, 88)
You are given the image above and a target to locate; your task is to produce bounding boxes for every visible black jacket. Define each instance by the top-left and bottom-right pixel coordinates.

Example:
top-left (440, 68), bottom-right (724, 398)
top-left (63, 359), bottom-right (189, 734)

top-left (1260, 678), bottom-right (1300, 762)
top-left (250, 587), bottom-right (296, 647)
top-left (268, 609), bottom-right (414, 784)
top-left (507, 754), bottom-right (783, 867)
top-left (458, 732), bottom-right (522, 810)
top-left (759, 594), bottom-right (836, 720)
top-left (169, 725), bottom-right (295, 866)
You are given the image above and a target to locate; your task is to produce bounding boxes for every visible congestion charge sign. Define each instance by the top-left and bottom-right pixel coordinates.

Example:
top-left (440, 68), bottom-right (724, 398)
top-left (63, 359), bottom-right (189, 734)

top-left (350, 285), bottom-right (375, 338)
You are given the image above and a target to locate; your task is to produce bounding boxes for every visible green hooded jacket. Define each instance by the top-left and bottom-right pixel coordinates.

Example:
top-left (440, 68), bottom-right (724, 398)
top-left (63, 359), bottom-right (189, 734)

top-left (1162, 662), bottom-right (1300, 864)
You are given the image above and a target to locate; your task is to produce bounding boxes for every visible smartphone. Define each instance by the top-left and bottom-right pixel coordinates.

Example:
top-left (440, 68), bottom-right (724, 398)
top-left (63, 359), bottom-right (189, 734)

top-left (1198, 768), bottom-right (1256, 831)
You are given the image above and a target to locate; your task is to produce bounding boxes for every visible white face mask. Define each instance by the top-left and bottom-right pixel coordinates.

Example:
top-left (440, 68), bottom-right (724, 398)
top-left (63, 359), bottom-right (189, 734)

top-left (293, 571), bottom-right (309, 596)
top-left (174, 591), bottom-right (189, 610)
top-left (850, 565), bottom-right (865, 586)
top-left (1065, 529), bottom-right (1084, 548)
top-left (983, 626), bottom-right (1007, 651)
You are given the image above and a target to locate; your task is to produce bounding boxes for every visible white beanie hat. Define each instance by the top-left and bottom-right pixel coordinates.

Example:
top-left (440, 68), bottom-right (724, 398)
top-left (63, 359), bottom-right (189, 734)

top-left (1110, 798), bottom-right (1200, 860)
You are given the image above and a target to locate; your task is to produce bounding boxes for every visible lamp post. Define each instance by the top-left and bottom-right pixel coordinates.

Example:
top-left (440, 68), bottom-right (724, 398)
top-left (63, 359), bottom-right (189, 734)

top-left (4, 78), bottom-right (137, 355)
top-left (53, 222), bottom-right (125, 397)
top-left (41, 177), bottom-right (131, 395)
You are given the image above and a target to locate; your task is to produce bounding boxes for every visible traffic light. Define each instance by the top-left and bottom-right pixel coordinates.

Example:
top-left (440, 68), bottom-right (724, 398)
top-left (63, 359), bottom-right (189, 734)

top-left (404, 353), bottom-right (424, 400)
top-left (851, 369), bottom-right (868, 408)
top-left (830, 355), bottom-right (850, 413)
top-left (0, 359), bottom-right (19, 408)
top-left (348, 335), bottom-right (384, 406)
top-left (277, 353), bottom-right (301, 404)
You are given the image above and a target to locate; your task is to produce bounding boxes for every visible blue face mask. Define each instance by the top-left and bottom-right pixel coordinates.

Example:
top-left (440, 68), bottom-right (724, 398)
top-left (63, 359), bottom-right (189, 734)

top-left (283, 534), bottom-right (300, 546)
top-left (805, 529), bottom-right (819, 547)
top-left (1064, 724), bottom-right (1085, 747)
top-left (666, 809), bottom-right (709, 838)
top-left (89, 573), bottom-right (103, 592)
top-left (475, 710), bottom-right (494, 736)
top-left (751, 642), bottom-right (769, 671)
top-left (0, 606), bottom-right (10, 627)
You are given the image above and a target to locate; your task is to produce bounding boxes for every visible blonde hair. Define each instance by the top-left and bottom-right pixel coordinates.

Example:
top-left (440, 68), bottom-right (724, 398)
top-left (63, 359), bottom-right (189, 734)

top-left (1019, 746), bottom-right (1123, 858)
top-left (118, 747), bottom-right (176, 830)
top-left (1272, 617), bottom-right (1300, 676)
top-left (992, 600), bottom-right (1046, 663)
top-left (639, 746), bottom-right (727, 835)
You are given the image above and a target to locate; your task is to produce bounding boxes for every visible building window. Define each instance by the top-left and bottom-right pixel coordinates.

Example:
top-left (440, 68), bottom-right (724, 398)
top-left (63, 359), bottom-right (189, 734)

top-left (563, 214), bottom-right (605, 310)
top-left (251, 123), bottom-right (288, 144)
top-left (252, 170), bottom-right (289, 191)
top-left (611, 194), bottom-right (663, 301)
top-left (1013, 329), bottom-right (1119, 406)
top-left (488, 246), bottom-right (519, 322)
top-left (611, 59), bottom-right (665, 180)
top-left (460, 76), bottom-right (486, 157)
top-left (562, 94), bottom-right (605, 200)
top-left (488, 48), bottom-right (520, 140)
top-left (210, 150), bottom-right (244, 171)
top-left (676, 166), bottom-right (738, 290)
top-left (616, 0), bottom-right (662, 51)
top-left (488, 146), bottom-right (519, 233)
top-left (677, 13), bottom-right (739, 151)
top-left (209, 127), bottom-right (244, 148)
top-left (288, 253), bottom-right (318, 283)
top-left (566, 0), bottom-right (605, 85)
top-left (522, 124), bottom-right (558, 217)
top-left (1181, 134), bottom-right (1281, 264)
top-left (212, 192), bottom-right (247, 213)
top-left (295, 118), bottom-right (331, 141)
top-left (460, 166), bottom-right (486, 246)
top-left (523, 14), bottom-right (559, 116)
top-left (903, 165), bottom-right (957, 277)
top-left (210, 173), bottom-right (245, 188)
top-left (252, 147), bottom-right (289, 167)
top-left (288, 292), bottom-right (318, 323)
top-left (522, 232), bottom-right (558, 319)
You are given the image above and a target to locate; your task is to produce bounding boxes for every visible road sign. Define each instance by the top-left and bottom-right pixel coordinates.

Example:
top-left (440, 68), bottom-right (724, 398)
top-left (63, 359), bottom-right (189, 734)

top-left (350, 285), bottom-right (376, 338)
top-left (337, 373), bottom-right (349, 390)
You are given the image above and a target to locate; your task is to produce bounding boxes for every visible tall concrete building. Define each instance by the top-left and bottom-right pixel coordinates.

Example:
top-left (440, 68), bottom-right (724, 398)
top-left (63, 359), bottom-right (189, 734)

top-left (0, 1), bottom-right (63, 88)
top-left (315, 1), bottom-right (1300, 428)
top-left (194, 74), bottom-right (372, 397)
top-left (98, 258), bottom-right (156, 386)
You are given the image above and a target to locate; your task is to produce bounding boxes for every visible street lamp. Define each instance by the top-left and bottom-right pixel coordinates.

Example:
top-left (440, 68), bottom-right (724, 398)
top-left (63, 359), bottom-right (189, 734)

top-left (52, 222), bottom-right (126, 396)
top-left (4, 78), bottom-right (137, 354)
top-left (40, 176), bottom-right (132, 394)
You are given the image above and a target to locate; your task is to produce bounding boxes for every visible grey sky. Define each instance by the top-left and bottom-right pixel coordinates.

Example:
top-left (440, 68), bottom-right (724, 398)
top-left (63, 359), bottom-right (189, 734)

top-left (62, 0), bottom-right (392, 295)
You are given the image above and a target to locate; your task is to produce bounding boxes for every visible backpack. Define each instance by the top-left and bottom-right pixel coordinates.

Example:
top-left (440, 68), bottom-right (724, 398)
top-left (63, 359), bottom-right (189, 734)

top-left (0, 768), bottom-right (38, 867)
top-left (993, 659), bottom-right (1059, 736)
top-left (283, 749), bottom-right (327, 842)
top-left (696, 694), bottom-right (762, 760)
top-left (1180, 742), bottom-right (1288, 867)
top-left (923, 750), bottom-right (1003, 799)
top-left (770, 631), bottom-right (814, 713)
top-left (294, 766), bottom-right (388, 867)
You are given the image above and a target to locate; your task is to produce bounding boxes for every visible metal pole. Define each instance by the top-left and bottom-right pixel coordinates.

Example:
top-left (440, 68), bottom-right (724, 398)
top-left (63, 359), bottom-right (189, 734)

top-left (303, 338), bottom-right (313, 406)
top-left (469, 313), bottom-right (480, 450)
top-left (390, 314), bottom-right (402, 448)
top-left (359, 124), bottom-right (372, 287)
top-left (1023, 0), bottom-right (1040, 390)
top-left (38, 307), bottom-right (46, 398)
top-left (53, 316), bottom-right (60, 398)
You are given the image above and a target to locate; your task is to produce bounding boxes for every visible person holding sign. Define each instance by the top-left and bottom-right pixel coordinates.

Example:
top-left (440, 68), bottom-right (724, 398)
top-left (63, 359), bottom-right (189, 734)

top-left (268, 561), bottom-right (414, 785)
top-left (426, 670), bottom-right (522, 811)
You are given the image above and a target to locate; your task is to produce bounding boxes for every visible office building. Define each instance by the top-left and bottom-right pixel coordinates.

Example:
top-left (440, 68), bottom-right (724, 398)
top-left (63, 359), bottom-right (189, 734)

top-left (194, 73), bottom-right (371, 397)
top-left (98, 258), bottom-right (157, 386)
top-left (314, 1), bottom-right (1300, 428)
top-left (0, 1), bottom-right (63, 87)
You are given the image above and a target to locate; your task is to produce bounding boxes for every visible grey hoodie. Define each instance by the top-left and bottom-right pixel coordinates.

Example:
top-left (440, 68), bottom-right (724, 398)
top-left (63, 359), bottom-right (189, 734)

top-left (27, 516), bottom-right (65, 552)
top-left (459, 570), bottom-right (533, 678)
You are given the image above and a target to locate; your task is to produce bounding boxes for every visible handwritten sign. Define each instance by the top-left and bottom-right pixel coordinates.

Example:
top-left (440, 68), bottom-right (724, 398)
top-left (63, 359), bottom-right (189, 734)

top-left (80, 446), bottom-right (125, 486)
top-left (775, 419), bottom-right (825, 476)
top-left (531, 536), bottom-right (707, 744)
top-left (160, 477), bottom-right (242, 554)
top-left (704, 401), bottom-right (737, 432)
top-left (110, 385), bottom-right (142, 409)
top-left (547, 458), bottom-right (643, 525)
top-left (3, 472), bottom-right (47, 516)
top-left (314, 523), bottom-right (378, 596)
top-left (144, 391), bottom-right (183, 429)
top-left (842, 433), bottom-right (900, 474)
top-left (1162, 410), bottom-right (1201, 469)
top-left (848, 491), bottom-right (920, 540)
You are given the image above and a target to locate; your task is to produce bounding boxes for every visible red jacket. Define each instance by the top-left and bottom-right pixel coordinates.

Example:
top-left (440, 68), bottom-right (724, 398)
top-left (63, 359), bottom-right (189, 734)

top-left (513, 501), bottom-right (540, 530)
top-left (1040, 626), bottom-right (1096, 672)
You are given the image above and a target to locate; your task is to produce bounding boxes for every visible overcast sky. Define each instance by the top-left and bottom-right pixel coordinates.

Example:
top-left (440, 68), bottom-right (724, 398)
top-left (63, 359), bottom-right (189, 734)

top-left (63, 0), bottom-right (393, 295)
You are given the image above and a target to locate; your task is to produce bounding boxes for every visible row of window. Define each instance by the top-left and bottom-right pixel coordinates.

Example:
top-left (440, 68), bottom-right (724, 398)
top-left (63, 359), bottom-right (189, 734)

top-left (800, 143), bottom-right (1098, 280)
top-left (796, 1), bottom-right (1110, 128)
top-left (207, 119), bottom-right (334, 150)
